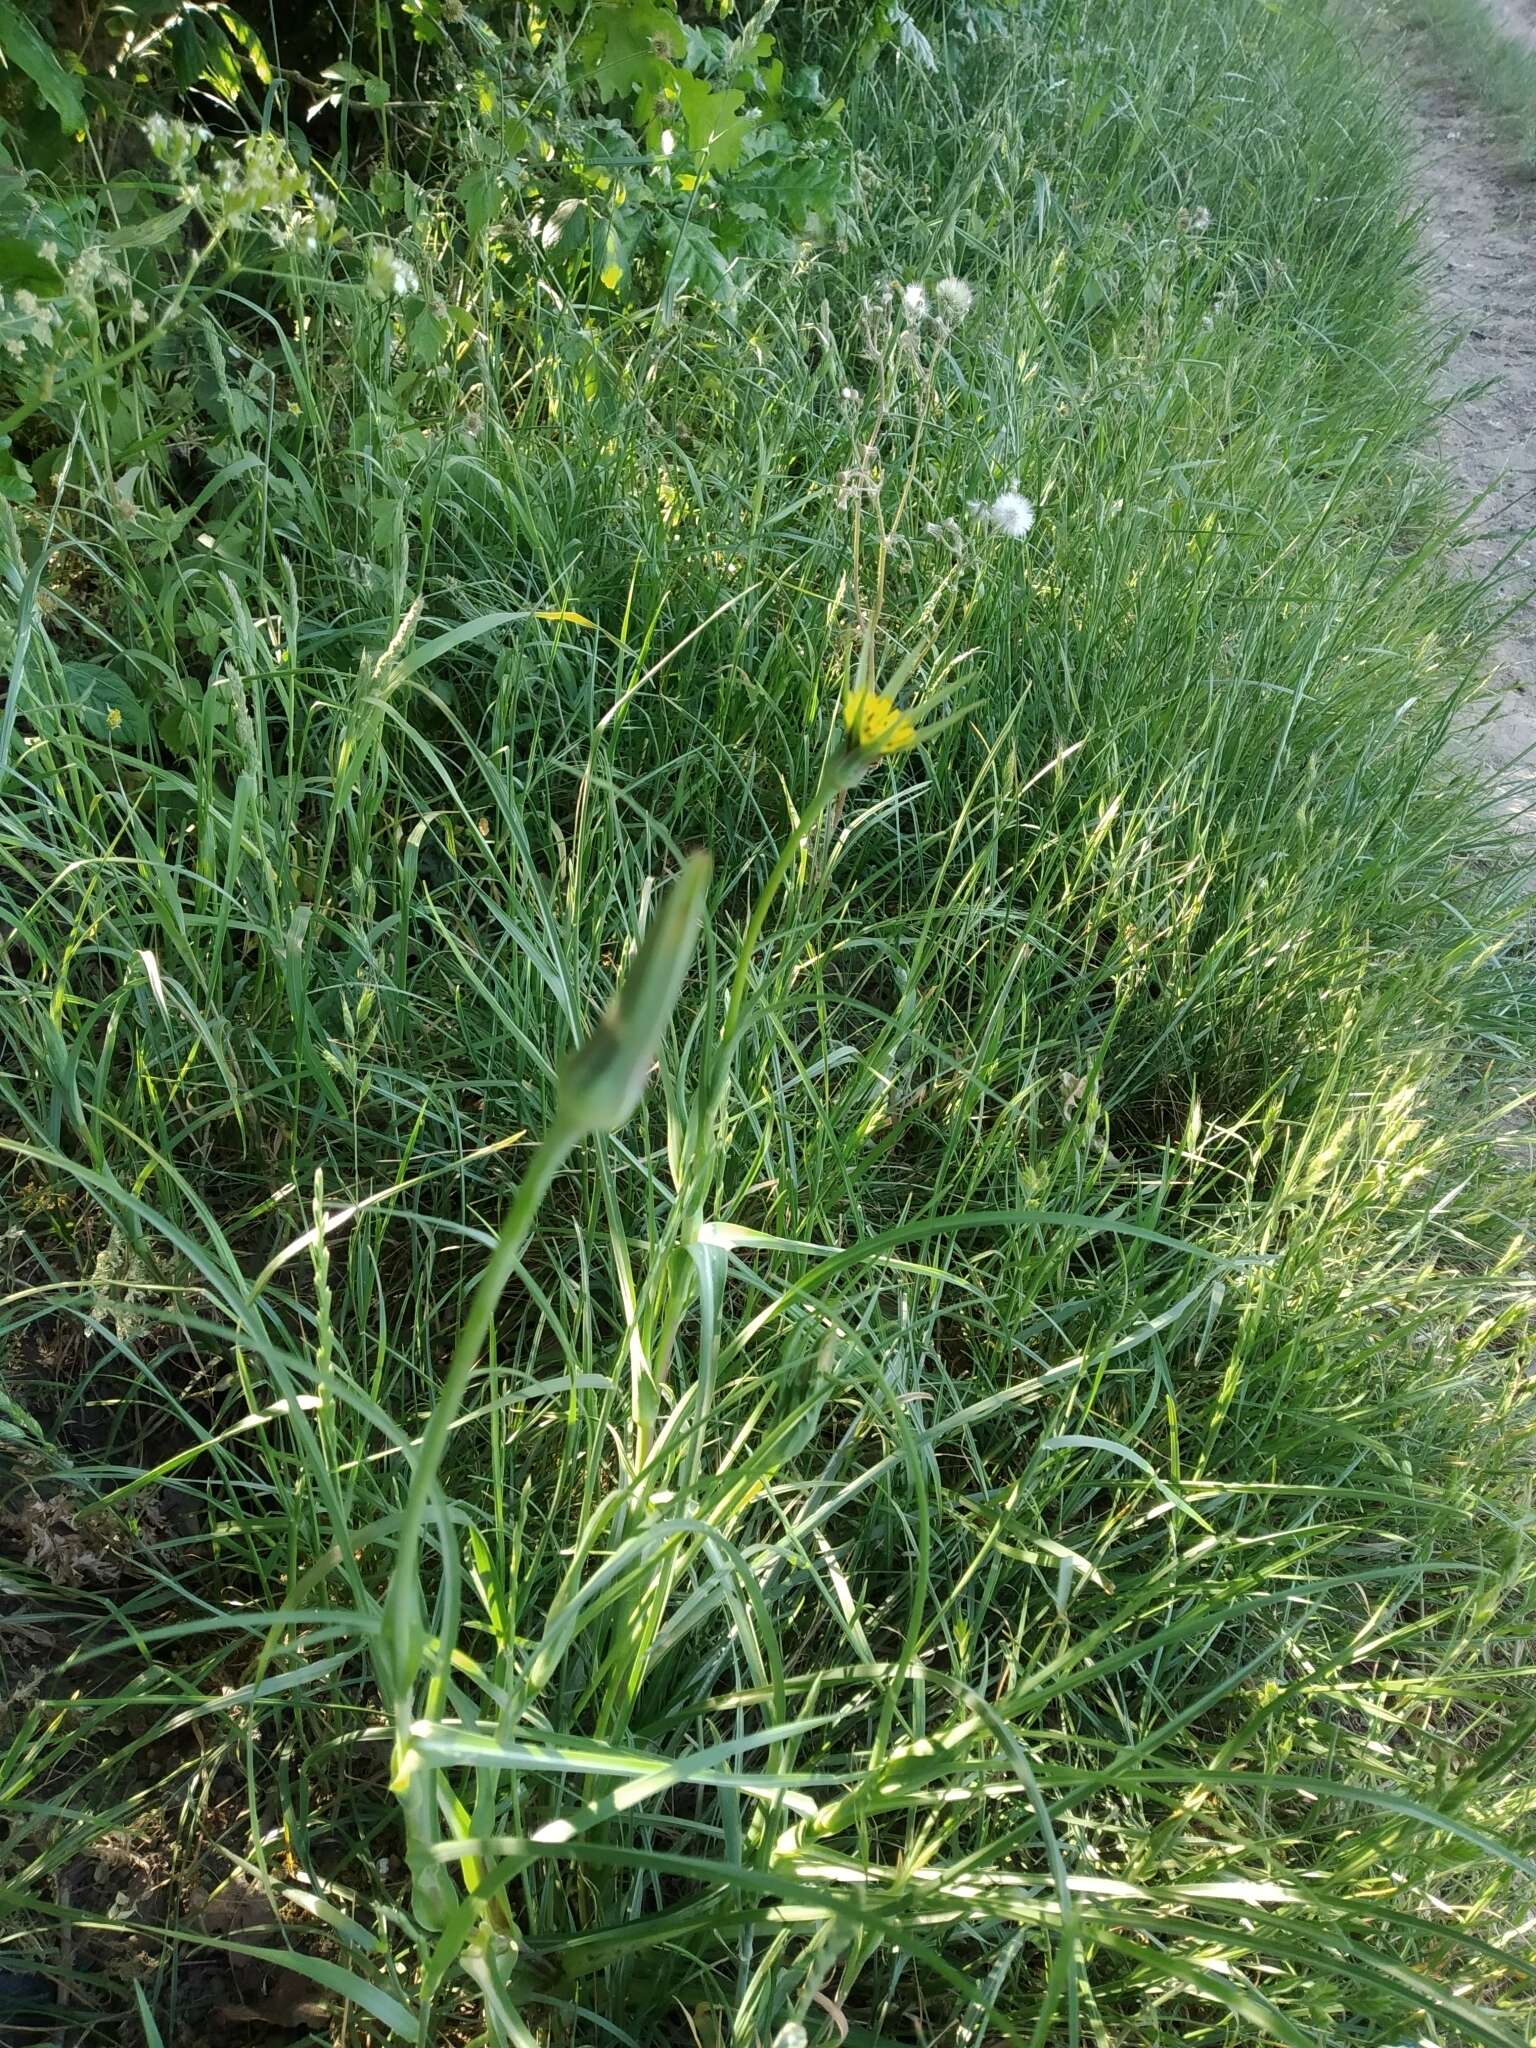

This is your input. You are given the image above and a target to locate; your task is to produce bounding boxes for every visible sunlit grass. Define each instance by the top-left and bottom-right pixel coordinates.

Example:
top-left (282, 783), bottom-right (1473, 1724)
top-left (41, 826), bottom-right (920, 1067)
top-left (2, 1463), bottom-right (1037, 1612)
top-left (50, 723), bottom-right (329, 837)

top-left (1, 0), bottom-right (1534, 2044)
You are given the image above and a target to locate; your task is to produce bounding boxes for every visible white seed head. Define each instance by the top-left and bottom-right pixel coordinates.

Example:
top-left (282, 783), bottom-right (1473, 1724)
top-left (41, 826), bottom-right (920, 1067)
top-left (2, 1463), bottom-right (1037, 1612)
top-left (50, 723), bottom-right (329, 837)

top-left (901, 280), bottom-right (929, 322)
top-left (970, 484), bottom-right (1036, 540)
top-left (934, 275), bottom-right (973, 324)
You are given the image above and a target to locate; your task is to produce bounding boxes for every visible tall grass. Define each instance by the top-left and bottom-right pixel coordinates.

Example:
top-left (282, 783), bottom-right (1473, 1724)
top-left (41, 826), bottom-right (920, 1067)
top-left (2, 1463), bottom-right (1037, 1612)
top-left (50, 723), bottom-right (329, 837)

top-left (2, 0), bottom-right (1534, 2043)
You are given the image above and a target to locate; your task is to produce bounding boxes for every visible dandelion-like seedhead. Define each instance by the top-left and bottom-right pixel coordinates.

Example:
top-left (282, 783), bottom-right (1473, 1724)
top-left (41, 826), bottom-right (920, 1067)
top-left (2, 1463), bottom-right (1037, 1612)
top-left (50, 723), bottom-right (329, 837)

top-left (901, 280), bottom-right (930, 322)
top-left (934, 275), bottom-right (974, 324)
top-left (842, 686), bottom-right (919, 757)
top-left (969, 483), bottom-right (1036, 540)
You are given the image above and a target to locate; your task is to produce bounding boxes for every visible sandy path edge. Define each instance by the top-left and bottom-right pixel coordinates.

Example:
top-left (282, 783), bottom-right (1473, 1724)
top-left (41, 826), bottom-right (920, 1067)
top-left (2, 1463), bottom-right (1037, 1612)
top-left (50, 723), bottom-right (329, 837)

top-left (1364, 0), bottom-right (1536, 832)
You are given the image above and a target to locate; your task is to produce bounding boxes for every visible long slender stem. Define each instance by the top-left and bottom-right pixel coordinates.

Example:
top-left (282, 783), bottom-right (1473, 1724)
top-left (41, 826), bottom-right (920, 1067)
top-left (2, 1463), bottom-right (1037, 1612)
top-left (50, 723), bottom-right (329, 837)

top-left (382, 1123), bottom-right (576, 1684)
top-left (718, 767), bottom-right (842, 1060)
top-left (379, 1124), bottom-right (576, 1930)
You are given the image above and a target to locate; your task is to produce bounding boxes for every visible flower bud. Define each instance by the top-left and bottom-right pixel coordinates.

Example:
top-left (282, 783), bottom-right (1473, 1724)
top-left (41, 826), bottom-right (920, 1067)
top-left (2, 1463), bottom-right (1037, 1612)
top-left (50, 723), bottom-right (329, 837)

top-left (556, 852), bottom-right (711, 1137)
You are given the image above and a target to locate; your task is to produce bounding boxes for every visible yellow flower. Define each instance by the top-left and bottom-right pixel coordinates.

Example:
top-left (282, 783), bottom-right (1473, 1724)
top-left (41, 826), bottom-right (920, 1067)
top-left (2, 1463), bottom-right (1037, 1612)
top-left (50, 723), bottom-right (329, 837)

top-left (842, 686), bottom-right (918, 755)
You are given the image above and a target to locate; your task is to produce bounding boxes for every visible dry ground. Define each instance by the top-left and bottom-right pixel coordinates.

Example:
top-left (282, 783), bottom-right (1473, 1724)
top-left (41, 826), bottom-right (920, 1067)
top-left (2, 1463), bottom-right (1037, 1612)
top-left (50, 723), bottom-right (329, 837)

top-left (1380, 0), bottom-right (1536, 829)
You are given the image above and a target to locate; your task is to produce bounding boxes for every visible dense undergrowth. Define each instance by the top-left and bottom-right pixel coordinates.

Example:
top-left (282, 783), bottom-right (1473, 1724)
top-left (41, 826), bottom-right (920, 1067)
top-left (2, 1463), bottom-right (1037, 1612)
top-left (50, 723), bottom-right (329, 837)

top-left (2, 0), bottom-right (1535, 2044)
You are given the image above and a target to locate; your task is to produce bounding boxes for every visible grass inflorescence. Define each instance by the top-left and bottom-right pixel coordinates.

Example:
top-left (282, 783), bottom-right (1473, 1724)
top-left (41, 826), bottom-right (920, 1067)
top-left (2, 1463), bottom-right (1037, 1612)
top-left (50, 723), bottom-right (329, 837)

top-left (2, 0), bottom-right (1534, 2044)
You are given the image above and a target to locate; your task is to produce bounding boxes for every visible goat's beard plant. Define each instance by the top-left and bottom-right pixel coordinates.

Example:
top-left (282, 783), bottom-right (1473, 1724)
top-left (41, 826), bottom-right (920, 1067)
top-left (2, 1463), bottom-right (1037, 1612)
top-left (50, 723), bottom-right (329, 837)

top-left (364, 266), bottom-right (1013, 2029)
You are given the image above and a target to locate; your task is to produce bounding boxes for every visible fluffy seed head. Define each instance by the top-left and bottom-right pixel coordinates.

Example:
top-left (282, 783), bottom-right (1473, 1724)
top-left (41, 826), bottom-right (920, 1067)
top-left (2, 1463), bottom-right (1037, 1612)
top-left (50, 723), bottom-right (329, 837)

top-left (970, 485), bottom-right (1036, 540)
top-left (934, 276), bottom-right (973, 324)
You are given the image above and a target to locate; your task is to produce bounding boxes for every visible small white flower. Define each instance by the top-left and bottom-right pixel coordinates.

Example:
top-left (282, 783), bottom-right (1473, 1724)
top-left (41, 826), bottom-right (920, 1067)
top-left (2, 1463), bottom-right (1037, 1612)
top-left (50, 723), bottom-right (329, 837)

top-left (369, 247), bottom-right (420, 298)
top-left (934, 275), bottom-right (973, 324)
top-left (1190, 205), bottom-right (1211, 232)
top-left (969, 483), bottom-right (1036, 540)
top-left (900, 280), bottom-right (929, 322)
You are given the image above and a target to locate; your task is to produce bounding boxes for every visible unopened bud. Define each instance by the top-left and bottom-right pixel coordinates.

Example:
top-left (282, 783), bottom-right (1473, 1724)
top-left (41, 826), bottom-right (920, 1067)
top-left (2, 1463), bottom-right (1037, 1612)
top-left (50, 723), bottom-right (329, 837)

top-left (556, 852), bottom-right (711, 1137)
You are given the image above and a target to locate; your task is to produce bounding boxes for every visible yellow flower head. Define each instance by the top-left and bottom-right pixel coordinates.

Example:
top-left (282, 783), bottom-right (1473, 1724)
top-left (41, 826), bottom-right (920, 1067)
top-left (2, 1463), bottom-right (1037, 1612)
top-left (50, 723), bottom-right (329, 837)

top-left (842, 686), bottom-right (918, 756)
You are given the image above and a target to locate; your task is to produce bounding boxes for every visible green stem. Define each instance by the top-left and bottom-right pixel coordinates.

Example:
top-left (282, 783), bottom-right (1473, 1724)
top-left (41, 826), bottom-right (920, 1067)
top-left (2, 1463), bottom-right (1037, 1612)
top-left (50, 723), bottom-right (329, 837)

top-left (383, 1123), bottom-right (575, 1681)
top-left (380, 1122), bottom-right (576, 1930)
top-left (718, 765), bottom-right (843, 1062)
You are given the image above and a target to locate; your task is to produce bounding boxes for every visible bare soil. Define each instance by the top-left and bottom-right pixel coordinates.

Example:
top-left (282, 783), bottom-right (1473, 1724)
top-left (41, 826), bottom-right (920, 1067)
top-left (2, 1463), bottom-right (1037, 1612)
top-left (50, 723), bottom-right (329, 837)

top-left (1484, 0), bottom-right (1536, 49)
top-left (1381, 0), bottom-right (1536, 829)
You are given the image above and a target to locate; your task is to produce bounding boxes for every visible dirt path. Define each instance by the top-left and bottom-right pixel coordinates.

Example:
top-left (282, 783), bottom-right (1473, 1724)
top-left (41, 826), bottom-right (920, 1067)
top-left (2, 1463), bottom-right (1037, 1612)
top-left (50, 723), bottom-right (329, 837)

top-left (1377, 0), bottom-right (1536, 831)
top-left (1484, 0), bottom-right (1536, 49)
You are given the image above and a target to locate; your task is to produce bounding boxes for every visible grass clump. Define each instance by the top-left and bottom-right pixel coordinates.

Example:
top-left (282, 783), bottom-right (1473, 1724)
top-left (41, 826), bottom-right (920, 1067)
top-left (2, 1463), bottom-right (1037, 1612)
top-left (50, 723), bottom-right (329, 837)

top-left (1, 0), bottom-right (1535, 2044)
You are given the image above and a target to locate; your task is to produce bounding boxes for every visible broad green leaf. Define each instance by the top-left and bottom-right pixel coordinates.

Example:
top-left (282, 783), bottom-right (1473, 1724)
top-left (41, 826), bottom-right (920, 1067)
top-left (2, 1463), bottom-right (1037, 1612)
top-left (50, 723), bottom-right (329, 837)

top-left (408, 304), bottom-right (451, 363)
top-left (595, 214), bottom-right (626, 291)
top-left (218, 7), bottom-right (273, 85)
top-left (675, 70), bottom-right (754, 173)
top-left (0, 443), bottom-right (35, 504)
top-left (458, 165), bottom-right (498, 235)
top-left (103, 202), bottom-right (191, 250)
top-left (199, 31), bottom-right (245, 104)
top-left (0, 234), bottom-right (64, 294)
top-left (0, 0), bottom-right (84, 132)
top-left (61, 662), bottom-right (151, 745)
top-left (582, 0), bottom-right (684, 102)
